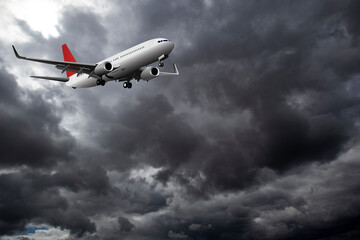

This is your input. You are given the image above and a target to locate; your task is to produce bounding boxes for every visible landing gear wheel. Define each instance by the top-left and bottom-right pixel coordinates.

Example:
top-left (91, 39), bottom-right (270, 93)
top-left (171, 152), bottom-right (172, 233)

top-left (123, 82), bottom-right (128, 88)
top-left (123, 81), bottom-right (132, 89)
top-left (96, 79), bottom-right (101, 85)
top-left (158, 62), bottom-right (164, 67)
top-left (100, 80), bottom-right (106, 86)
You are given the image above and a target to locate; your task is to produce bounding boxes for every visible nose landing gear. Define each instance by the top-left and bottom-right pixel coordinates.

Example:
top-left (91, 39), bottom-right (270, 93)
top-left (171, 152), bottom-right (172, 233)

top-left (158, 54), bottom-right (168, 67)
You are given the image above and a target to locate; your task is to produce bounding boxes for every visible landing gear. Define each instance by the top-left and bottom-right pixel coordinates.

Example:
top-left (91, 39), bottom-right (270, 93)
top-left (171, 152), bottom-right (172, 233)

top-left (123, 81), bottom-right (132, 89)
top-left (96, 79), bottom-right (106, 86)
top-left (158, 54), bottom-right (168, 67)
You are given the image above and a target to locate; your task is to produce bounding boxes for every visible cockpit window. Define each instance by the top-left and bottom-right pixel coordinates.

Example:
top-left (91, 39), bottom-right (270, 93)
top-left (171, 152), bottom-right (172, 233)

top-left (158, 39), bottom-right (169, 43)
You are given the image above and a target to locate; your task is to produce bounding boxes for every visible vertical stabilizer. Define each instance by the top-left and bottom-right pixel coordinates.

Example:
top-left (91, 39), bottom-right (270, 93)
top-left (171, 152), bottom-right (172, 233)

top-left (62, 44), bottom-right (76, 77)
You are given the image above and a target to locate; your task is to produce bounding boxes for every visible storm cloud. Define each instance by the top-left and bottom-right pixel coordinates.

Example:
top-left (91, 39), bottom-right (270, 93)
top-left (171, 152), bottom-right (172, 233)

top-left (1, 0), bottom-right (360, 239)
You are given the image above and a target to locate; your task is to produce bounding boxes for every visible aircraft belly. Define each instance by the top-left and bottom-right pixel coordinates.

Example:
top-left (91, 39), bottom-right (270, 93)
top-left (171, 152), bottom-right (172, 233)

top-left (107, 47), bottom-right (163, 79)
top-left (66, 75), bottom-right (98, 88)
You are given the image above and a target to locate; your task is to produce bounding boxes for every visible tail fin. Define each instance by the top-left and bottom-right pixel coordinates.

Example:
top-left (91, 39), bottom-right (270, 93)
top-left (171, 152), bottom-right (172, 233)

top-left (62, 44), bottom-right (76, 77)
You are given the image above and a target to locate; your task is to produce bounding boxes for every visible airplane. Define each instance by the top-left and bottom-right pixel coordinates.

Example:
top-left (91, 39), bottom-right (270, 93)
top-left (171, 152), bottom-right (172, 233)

top-left (12, 38), bottom-right (179, 89)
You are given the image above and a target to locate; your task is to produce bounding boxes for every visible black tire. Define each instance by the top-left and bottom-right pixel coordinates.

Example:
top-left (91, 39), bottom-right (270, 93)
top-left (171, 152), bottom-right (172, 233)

top-left (128, 82), bottom-right (132, 88)
top-left (158, 62), bottom-right (164, 67)
top-left (101, 80), bottom-right (106, 86)
top-left (96, 79), bottom-right (101, 85)
top-left (123, 82), bottom-right (128, 88)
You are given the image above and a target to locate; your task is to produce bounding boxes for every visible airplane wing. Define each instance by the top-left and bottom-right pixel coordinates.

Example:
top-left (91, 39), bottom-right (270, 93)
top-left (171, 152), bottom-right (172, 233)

top-left (12, 45), bottom-right (96, 76)
top-left (158, 64), bottom-right (179, 76)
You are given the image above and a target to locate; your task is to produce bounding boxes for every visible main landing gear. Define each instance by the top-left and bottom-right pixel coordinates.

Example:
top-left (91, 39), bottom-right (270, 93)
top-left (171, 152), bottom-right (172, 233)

top-left (123, 81), bottom-right (132, 89)
top-left (96, 79), bottom-right (106, 86)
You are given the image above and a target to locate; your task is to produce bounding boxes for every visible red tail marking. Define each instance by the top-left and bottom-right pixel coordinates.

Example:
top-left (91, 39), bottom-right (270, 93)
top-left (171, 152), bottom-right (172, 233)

top-left (62, 44), bottom-right (76, 78)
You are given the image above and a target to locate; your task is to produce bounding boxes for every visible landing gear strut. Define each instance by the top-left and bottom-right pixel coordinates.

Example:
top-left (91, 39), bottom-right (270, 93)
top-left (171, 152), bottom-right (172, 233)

top-left (158, 54), bottom-right (168, 67)
top-left (96, 79), bottom-right (106, 86)
top-left (123, 81), bottom-right (132, 89)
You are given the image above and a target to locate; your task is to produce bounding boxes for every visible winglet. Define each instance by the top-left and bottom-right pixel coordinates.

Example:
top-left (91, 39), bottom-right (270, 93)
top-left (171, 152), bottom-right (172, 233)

top-left (173, 64), bottom-right (179, 75)
top-left (12, 45), bottom-right (25, 59)
top-left (158, 64), bottom-right (180, 77)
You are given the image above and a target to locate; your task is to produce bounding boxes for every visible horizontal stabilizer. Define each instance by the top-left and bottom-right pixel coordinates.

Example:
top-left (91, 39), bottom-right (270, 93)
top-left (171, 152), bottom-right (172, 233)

top-left (158, 64), bottom-right (179, 76)
top-left (31, 76), bottom-right (69, 82)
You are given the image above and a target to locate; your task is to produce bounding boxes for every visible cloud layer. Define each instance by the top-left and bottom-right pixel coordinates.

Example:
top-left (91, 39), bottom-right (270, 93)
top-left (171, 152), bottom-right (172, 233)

top-left (1, 1), bottom-right (360, 239)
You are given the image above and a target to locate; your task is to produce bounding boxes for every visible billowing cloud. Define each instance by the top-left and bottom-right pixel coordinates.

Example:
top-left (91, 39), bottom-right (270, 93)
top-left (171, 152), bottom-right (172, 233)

top-left (0, 62), bottom-right (73, 168)
top-left (1, 0), bottom-right (360, 239)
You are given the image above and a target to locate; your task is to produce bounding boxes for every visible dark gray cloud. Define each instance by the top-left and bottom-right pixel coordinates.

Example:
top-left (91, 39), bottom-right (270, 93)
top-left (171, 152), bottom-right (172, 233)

top-left (0, 62), bottom-right (73, 168)
top-left (95, 94), bottom-right (203, 173)
top-left (1, 0), bottom-right (360, 239)
top-left (118, 216), bottom-right (134, 232)
top-left (0, 170), bottom-right (96, 236)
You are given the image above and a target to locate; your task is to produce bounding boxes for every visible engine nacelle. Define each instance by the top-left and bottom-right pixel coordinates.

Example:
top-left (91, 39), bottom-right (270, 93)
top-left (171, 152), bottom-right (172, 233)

top-left (140, 66), bottom-right (159, 81)
top-left (94, 61), bottom-right (113, 76)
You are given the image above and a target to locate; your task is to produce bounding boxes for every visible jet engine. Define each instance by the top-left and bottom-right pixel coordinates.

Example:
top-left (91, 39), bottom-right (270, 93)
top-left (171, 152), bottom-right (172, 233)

top-left (140, 66), bottom-right (159, 81)
top-left (94, 61), bottom-right (113, 76)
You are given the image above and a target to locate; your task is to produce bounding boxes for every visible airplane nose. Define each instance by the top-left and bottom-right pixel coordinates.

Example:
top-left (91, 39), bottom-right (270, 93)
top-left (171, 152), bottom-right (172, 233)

top-left (167, 41), bottom-right (175, 55)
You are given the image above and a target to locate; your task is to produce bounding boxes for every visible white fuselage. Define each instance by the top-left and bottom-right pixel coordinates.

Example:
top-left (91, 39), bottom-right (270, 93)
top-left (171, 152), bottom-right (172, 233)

top-left (66, 38), bottom-right (175, 88)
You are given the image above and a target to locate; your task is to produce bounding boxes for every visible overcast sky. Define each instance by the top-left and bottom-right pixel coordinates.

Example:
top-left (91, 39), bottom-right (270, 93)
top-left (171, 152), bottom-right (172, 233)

top-left (1, 0), bottom-right (360, 239)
